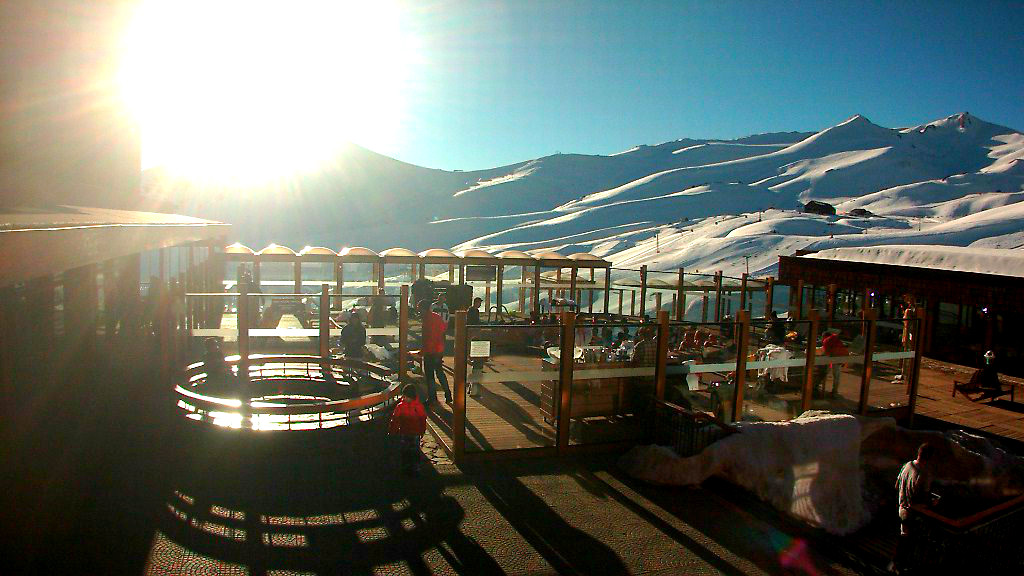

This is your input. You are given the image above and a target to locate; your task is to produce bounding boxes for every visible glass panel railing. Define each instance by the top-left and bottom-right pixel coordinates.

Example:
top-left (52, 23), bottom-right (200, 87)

top-left (460, 324), bottom-right (559, 452)
top-left (868, 318), bottom-right (917, 410)
top-left (743, 319), bottom-right (810, 422)
top-left (328, 293), bottom-right (401, 369)
top-left (810, 320), bottom-right (866, 414)
top-left (666, 321), bottom-right (740, 422)
top-left (568, 322), bottom-right (654, 445)
top-left (247, 293), bottom-right (319, 356)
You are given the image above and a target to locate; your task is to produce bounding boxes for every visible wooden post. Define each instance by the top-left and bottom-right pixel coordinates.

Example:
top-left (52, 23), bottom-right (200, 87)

top-left (794, 279), bottom-right (805, 321)
top-left (740, 272), bottom-right (749, 312)
top-left (765, 277), bottom-right (775, 319)
top-left (496, 264), bottom-right (504, 316)
top-left (639, 265), bottom-right (648, 319)
top-left (319, 284), bottom-right (329, 358)
top-left (419, 262), bottom-right (426, 279)
top-left (399, 284), bottom-right (409, 382)
top-left (458, 264), bottom-right (465, 285)
top-left (731, 310), bottom-right (751, 422)
top-left (800, 310), bottom-right (820, 413)
top-left (906, 308), bottom-right (926, 426)
top-left (294, 259), bottom-right (303, 294)
top-left (858, 309), bottom-right (877, 415)
top-left (410, 263), bottom-right (416, 281)
top-left (532, 265), bottom-right (541, 318)
top-left (701, 292), bottom-right (709, 323)
top-left (603, 267), bottom-right (611, 317)
top-left (377, 262), bottom-right (386, 293)
top-left (617, 289), bottom-right (623, 315)
top-left (453, 310), bottom-right (467, 463)
top-left (630, 290), bottom-right (636, 317)
top-left (670, 294), bottom-right (677, 319)
top-left (826, 283), bottom-right (838, 326)
top-left (485, 282), bottom-right (491, 311)
top-left (654, 310), bottom-right (670, 401)
top-left (448, 264), bottom-right (454, 284)
top-left (557, 310), bottom-right (576, 453)
top-left (713, 271), bottom-right (723, 323)
top-left (336, 262), bottom-right (344, 296)
top-left (238, 281), bottom-right (250, 386)
top-left (675, 268), bottom-right (685, 321)
top-left (654, 292), bottom-right (662, 315)
top-left (569, 267), bottom-right (578, 308)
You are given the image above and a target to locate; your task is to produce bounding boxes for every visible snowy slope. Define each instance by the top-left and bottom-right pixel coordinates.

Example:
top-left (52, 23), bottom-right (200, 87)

top-left (144, 112), bottom-right (1024, 282)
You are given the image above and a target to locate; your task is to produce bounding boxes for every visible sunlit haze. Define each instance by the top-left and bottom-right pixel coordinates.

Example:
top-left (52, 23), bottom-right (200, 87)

top-left (120, 0), bottom-right (415, 183)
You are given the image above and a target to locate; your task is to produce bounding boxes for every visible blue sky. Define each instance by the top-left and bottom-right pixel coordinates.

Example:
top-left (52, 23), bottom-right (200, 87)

top-left (380, 0), bottom-right (1024, 170)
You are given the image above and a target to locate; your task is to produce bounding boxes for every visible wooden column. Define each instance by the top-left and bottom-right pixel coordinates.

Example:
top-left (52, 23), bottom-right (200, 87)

top-left (794, 279), bottom-right (805, 321)
top-left (448, 264), bottom-right (455, 284)
top-left (630, 290), bottom-right (636, 316)
top-left (603, 267), bottom-right (611, 317)
top-left (556, 311), bottom-right (576, 453)
top-left (639, 265), bottom-right (648, 319)
top-left (739, 272), bottom-right (749, 312)
top-left (800, 310), bottom-right (820, 413)
top-left (319, 284), bottom-right (330, 358)
top-left (654, 310), bottom-right (670, 401)
top-left (336, 262), bottom-right (344, 296)
top-left (532, 265), bottom-right (541, 318)
top-left (458, 264), bottom-right (465, 285)
top-left (617, 290), bottom-right (623, 315)
top-left (294, 259), bottom-right (302, 294)
top-left (671, 294), bottom-right (677, 319)
top-left (399, 285), bottom-right (409, 381)
top-left (701, 292), bottom-right (709, 323)
top-left (906, 308), bottom-right (926, 426)
top-left (675, 268), bottom-right (685, 321)
top-left (453, 310), bottom-right (467, 463)
top-left (654, 292), bottom-right (662, 315)
top-left (731, 310), bottom-right (751, 422)
top-left (237, 281), bottom-right (250, 385)
top-left (858, 309), bottom-right (878, 415)
top-left (496, 264), bottom-right (504, 316)
top-left (826, 283), bottom-right (838, 326)
top-left (555, 268), bottom-right (562, 298)
top-left (764, 277), bottom-right (775, 319)
top-left (378, 262), bottom-right (386, 293)
top-left (713, 271), bottom-right (723, 322)
top-left (569, 267), bottom-right (578, 308)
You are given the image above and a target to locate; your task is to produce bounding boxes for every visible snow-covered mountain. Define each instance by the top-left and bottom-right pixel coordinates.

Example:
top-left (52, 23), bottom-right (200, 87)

top-left (144, 112), bottom-right (1024, 277)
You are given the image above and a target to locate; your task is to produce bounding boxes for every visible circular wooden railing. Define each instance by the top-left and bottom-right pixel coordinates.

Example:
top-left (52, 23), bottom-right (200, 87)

top-left (175, 354), bottom-right (401, 430)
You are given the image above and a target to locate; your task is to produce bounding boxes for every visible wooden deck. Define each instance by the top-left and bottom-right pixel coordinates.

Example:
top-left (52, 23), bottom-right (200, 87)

top-left (914, 358), bottom-right (1024, 443)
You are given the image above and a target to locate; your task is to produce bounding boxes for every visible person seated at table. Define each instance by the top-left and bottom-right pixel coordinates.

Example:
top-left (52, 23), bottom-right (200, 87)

top-left (339, 313), bottom-right (367, 359)
top-left (631, 326), bottom-right (658, 365)
top-left (467, 297), bottom-right (483, 325)
top-left (202, 337), bottom-right (231, 386)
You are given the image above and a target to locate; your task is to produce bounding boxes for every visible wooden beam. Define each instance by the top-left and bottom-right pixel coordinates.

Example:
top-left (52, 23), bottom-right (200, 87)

top-left (453, 310), bottom-right (467, 463)
top-left (858, 309), bottom-right (877, 415)
top-left (731, 310), bottom-right (751, 422)
top-left (801, 309), bottom-right (820, 414)
top-left (557, 310), bottom-right (576, 453)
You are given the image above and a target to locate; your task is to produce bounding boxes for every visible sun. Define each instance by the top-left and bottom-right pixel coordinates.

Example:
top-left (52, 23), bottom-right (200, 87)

top-left (119, 0), bottom-right (414, 183)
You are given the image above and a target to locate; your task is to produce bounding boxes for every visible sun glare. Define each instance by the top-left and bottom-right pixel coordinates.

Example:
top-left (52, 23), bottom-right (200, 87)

top-left (120, 0), bottom-right (413, 183)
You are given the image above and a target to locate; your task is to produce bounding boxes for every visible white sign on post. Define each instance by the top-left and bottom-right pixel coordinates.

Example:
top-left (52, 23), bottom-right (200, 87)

top-left (469, 340), bottom-right (491, 359)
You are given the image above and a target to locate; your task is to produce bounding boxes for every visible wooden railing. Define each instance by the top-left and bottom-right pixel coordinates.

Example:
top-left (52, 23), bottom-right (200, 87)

top-left (175, 354), bottom-right (401, 430)
top-left (648, 398), bottom-right (738, 457)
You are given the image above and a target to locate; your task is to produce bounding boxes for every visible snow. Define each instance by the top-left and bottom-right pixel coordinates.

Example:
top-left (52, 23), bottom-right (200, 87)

top-left (619, 412), bottom-right (869, 534)
top-left (145, 111), bottom-right (1024, 284)
top-left (803, 244), bottom-right (1024, 277)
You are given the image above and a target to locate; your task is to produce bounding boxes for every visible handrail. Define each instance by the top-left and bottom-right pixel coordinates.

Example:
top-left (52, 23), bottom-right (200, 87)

top-left (652, 398), bottom-right (739, 436)
top-left (177, 354), bottom-right (401, 421)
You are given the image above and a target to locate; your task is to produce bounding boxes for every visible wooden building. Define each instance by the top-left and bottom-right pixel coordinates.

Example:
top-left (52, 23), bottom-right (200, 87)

top-left (779, 245), bottom-right (1024, 373)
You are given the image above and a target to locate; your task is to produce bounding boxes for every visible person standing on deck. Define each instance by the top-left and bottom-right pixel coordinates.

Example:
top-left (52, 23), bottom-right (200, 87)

top-left (389, 384), bottom-right (427, 476)
top-left (821, 329), bottom-right (849, 397)
top-left (419, 299), bottom-right (451, 405)
top-left (891, 443), bottom-right (936, 573)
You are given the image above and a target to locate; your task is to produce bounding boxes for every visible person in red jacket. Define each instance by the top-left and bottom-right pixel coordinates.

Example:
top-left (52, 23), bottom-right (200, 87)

top-left (821, 330), bottom-right (850, 397)
top-left (389, 384), bottom-right (427, 475)
top-left (419, 299), bottom-right (451, 405)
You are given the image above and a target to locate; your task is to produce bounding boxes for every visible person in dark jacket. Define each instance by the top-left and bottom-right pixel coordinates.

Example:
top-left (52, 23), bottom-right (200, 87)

top-left (389, 384), bottom-right (427, 475)
top-left (339, 313), bottom-right (366, 358)
top-left (467, 297), bottom-right (483, 325)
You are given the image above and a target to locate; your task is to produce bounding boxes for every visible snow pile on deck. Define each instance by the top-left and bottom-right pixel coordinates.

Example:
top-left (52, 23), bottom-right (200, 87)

top-left (620, 413), bottom-right (868, 534)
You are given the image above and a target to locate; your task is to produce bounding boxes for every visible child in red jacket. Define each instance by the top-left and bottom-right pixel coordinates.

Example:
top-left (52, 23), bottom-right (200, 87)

top-left (389, 384), bottom-right (427, 475)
